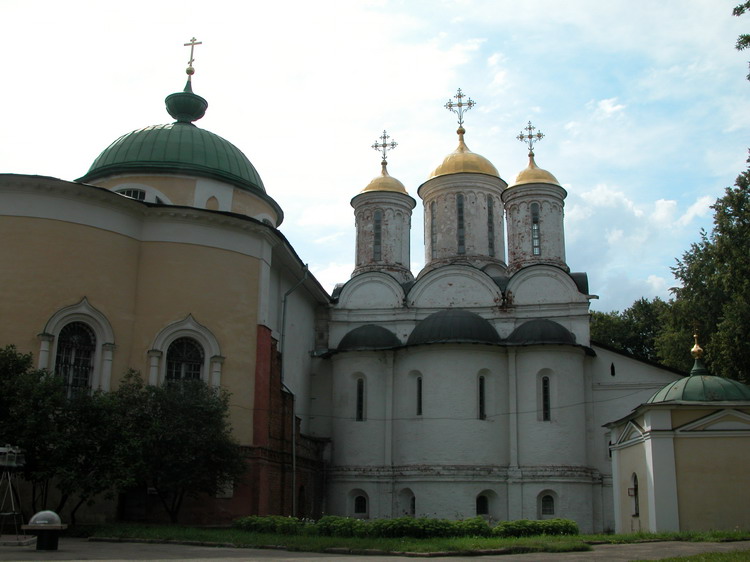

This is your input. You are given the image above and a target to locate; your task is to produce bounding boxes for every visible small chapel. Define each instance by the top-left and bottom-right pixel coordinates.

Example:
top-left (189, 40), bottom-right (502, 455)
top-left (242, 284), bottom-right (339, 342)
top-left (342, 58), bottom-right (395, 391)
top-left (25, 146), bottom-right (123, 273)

top-left (0, 42), bottom-right (709, 533)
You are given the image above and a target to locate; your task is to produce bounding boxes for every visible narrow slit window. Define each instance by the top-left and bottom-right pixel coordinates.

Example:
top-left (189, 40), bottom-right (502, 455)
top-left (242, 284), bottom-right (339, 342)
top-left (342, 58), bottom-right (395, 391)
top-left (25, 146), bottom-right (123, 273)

top-left (478, 376), bottom-right (486, 420)
top-left (430, 202), bottom-right (437, 259)
top-left (373, 210), bottom-right (382, 261)
top-left (632, 474), bottom-right (640, 516)
top-left (487, 195), bottom-right (495, 257)
top-left (456, 194), bottom-right (465, 254)
top-left (531, 203), bottom-right (541, 256)
top-left (356, 378), bottom-right (365, 421)
top-left (541, 376), bottom-right (551, 421)
top-left (416, 376), bottom-right (423, 416)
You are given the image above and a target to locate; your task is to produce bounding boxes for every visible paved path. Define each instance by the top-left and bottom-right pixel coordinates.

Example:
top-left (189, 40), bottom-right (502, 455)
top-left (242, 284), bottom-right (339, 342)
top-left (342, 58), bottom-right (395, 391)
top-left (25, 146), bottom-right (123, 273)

top-left (1, 538), bottom-right (750, 561)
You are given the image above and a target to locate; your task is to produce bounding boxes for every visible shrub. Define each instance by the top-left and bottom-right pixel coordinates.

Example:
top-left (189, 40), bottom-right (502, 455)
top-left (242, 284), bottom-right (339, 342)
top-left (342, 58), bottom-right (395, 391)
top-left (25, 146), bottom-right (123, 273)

top-left (232, 515), bottom-right (303, 535)
top-left (314, 515), bottom-right (367, 537)
top-left (493, 518), bottom-right (579, 538)
top-left (454, 516), bottom-right (492, 537)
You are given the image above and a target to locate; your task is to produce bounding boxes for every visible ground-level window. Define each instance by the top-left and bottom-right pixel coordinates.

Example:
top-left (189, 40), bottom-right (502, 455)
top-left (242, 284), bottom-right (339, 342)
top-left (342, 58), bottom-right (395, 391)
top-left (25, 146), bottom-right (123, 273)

top-left (354, 495), bottom-right (367, 514)
top-left (476, 494), bottom-right (489, 515)
top-left (55, 321), bottom-right (96, 396)
top-left (166, 337), bottom-right (204, 381)
top-left (541, 494), bottom-right (555, 515)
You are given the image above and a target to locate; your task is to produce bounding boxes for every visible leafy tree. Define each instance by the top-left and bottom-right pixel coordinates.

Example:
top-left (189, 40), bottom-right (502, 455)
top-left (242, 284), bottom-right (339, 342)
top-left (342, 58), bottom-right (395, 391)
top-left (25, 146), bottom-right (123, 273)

top-left (657, 158), bottom-right (750, 380)
top-left (590, 297), bottom-right (670, 363)
top-left (112, 373), bottom-right (246, 523)
top-left (735, 2), bottom-right (750, 80)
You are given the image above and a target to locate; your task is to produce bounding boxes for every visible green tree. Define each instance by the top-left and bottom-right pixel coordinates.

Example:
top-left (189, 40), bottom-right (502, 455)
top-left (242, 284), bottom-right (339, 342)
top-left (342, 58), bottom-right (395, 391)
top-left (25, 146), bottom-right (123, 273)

top-left (112, 373), bottom-right (246, 523)
top-left (657, 159), bottom-right (750, 380)
top-left (591, 297), bottom-right (670, 363)
top-left (735, 2), bottom-right (750, 79)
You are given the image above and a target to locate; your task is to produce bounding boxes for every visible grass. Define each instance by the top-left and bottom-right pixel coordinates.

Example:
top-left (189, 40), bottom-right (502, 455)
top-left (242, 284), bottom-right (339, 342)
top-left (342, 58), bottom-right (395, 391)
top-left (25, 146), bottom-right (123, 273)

top-left (79, 524), bottom-right (750, 555)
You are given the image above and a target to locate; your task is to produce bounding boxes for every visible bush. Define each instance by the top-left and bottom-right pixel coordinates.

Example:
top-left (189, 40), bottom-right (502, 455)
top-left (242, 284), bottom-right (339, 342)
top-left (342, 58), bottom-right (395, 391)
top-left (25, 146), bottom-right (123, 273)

top-left (314, 515), bottom-right (367, 537)
top-left (232, 515), bottom-right (302, 535)
top-left (493, 518), bottom-right (579, 538)
top-left (454, 516), bottom-right (492, 537)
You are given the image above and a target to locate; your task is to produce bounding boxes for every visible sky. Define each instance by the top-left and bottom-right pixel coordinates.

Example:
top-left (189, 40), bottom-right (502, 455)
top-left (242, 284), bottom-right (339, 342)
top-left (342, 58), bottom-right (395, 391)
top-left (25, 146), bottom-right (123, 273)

top-left (2, 0), bottom-right (748, 312)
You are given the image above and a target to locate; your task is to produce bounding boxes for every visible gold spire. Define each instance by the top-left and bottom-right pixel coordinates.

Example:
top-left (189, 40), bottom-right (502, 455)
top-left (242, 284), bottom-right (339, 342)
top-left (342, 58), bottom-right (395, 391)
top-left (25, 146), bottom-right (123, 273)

top-left (184, 37), bottom-right (203, 81)
top-left (510, 121), bottom-right (560, 187)
top-left (360, 130), bottom-right (408, 194)
top-left (691, 333), bottom-right (704, 359)
top-left (428, 89), bottom-right (498, 179)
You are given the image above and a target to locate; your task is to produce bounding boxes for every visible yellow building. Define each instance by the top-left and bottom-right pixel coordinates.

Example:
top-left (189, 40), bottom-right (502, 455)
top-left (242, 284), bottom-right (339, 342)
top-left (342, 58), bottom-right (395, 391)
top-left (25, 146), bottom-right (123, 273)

top-left (0, 74), bottom-right (330, 522)
top-left (607, 341), bottom-right (750, 532)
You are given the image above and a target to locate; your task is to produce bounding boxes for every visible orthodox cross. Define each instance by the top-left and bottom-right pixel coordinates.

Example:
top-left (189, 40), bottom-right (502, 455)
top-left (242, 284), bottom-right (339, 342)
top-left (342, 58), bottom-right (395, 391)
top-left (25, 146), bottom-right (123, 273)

top-left (184, 37), bottom-right (202, 76)
top-left (517, 121), bottom-right (544, 155)
top-left (445, 88), bottom-right (475, 127)
top-left (372, 130), bottom-right (398, 165)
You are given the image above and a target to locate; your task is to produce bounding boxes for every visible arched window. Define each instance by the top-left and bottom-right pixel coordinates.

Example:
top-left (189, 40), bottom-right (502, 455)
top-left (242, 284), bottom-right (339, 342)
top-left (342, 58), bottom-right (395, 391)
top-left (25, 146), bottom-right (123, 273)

top-left (531, 202), bottom-right (541, 256)
top-left (476, 494), bottom-right (489, 515)
top-left (149, 315), bottom-right (223, 386)
top-left (487, 195), bottom-right (495, 257)
top-left (457, 194), bottom-right (466, 254)
top-left (478, 375), bottom-right (486, 420)
top-left (373, 210), bottom-right (383, 261)
top-left (354, 495), bottom-right (367, 514)
top-left (430, 201), bottom-right (437, 259)
top-left (631, 473), bottom-right (640, 516)
top-left (356, 378), bottom-right (365, 421)
top-left (416, 376), bottom-right (423, 416)
top-left (541, 494), bottom-right (555, 515)
top-left (54, 322), bottom-right (96, 397)
top-left (166, 337), bottom-right (204, 381)
top-left (541, 375), bottom-right (551, 421)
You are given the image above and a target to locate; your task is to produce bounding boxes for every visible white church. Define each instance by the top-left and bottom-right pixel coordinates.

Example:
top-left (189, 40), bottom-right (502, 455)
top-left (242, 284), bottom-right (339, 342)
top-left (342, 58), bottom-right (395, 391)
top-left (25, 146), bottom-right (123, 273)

top-left (0, 52), bottom-right (691, 532)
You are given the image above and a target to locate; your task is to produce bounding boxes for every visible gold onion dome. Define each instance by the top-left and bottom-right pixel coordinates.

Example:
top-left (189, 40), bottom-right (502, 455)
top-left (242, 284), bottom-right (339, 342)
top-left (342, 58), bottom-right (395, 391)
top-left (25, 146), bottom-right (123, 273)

top-left (511, 152), bottom-right (561, 187)
top-left (428, 126), bottom-right (499, 179)
top-left (360, 162), bottom-right (408, 194)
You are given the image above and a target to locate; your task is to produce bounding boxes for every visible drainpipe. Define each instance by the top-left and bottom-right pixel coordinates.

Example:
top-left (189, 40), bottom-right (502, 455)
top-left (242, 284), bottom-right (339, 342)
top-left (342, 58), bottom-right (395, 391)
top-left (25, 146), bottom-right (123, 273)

top-left (280, 265), bottom-right (308, 518)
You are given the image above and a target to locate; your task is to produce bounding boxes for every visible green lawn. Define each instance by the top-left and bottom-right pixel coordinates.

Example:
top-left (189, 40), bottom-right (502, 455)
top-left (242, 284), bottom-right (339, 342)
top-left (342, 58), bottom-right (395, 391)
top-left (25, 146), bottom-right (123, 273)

top-left (84, 524), bottom-right (750, 556)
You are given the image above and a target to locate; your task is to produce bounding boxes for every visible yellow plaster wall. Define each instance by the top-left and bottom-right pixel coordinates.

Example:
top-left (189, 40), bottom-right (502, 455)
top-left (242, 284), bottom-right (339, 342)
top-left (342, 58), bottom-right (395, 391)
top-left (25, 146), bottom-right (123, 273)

top-left (128, 242), bottom-right (260, 444)
top-left (231, 188), bottom-right (278, 222)
top-left (0, 215), bottom-right (262, 446)
top-left (96, 176), bottom-right (197, 207)
top-left (616, 441), bottom-right (651, 533)
top-left (0, 216), bottom-right (140, 373)
top-left (674, 436), bottom-right (750, 530)
top-left (671, 409), bottom-right (717, 428)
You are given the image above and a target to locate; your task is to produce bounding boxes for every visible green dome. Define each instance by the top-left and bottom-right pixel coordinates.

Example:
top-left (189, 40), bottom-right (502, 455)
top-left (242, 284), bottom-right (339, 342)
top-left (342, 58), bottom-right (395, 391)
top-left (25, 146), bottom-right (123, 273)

top-left (77, 122), bottom-right (266, 194)
top-left (648, 361), bottom-right (750, 403)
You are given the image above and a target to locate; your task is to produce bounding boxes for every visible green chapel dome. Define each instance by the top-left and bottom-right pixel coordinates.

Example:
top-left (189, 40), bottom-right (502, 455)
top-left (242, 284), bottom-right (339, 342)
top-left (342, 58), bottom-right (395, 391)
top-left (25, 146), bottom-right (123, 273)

top-left (77, 81), bottom-right (267, 196)
top-left (647, 337), bottom-right (750, 403)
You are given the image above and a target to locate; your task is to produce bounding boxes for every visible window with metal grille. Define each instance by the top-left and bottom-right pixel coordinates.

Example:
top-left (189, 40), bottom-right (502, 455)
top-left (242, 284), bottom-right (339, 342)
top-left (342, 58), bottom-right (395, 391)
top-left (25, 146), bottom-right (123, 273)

top-left (541, 494), bottom-right (555, 515)
top-left (531, 202), bottom-right (541, 256)
top-left (541, 376), bottom-right (551, 421)
top-left (356, 378), bottom-right (365, 421)
top-left (457, 194), bottom-right (465, 254)
top-left (478, 375), bottom-right (486, 420)
top-left (55, 322), bottom-right (95, 396)
top-left (117, 188), bottom-right (146, 201)
top-left (416, 376), bottom-right (422, 416)
top-left (373, 210), bottom-right (382, 261)
top-left (487, 195), bottom-right (495, 257)
top-left (430, 202), bottom-right (437, 259)
top-left (166, 337), bottom-right (204, 381)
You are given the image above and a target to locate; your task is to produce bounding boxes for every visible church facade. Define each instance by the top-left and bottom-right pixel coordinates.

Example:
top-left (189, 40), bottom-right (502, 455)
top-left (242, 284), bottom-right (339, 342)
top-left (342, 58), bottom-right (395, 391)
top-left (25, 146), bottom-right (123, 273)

top-left (0, 69), bottom-right (683, 531)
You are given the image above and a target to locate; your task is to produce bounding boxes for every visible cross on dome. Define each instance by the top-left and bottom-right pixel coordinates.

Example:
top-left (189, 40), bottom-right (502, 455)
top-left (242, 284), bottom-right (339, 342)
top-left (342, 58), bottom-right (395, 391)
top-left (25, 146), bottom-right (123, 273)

top-left (184, 37), bottom-right (203, 79)
top-left (517, 121), bottom-right (545, 156)
top-left (445, 88), bottom-right (475, 128)
top-left (372, 130), bottom-right (398, 165)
